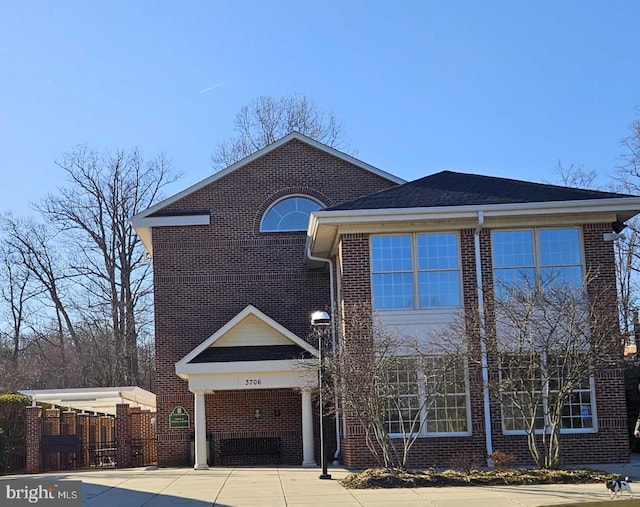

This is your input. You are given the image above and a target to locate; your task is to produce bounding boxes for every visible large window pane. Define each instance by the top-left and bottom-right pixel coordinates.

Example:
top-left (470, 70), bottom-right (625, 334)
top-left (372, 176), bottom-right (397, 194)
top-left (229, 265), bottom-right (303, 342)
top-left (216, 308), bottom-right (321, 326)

top-left (539, 229), bottom-right (581, 265)
top-left (540, 266), bottom-right (583, 287)
top-left (493, 231), bottom-right (534, 268)
top-left (371, 235), bottom-right (412, 272)
top-left (493, 228), bottom-right (582, 294)
top-left (418, 271), bottom-right (460, 307)
top-left (371, 233), bottom-right (461, 310)
top-left (499, 353), bottom-right (594, 434)
top-left (372, 273), bottom-right (413, 309)
top-left (385, 355), bottom-right (469, 436)
top-left (417, 233), bottom-right (458, 269)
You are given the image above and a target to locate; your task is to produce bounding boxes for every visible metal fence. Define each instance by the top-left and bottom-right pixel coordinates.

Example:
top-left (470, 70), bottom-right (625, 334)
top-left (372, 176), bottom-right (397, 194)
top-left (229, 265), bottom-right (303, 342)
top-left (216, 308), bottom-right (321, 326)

top-left (0, 419), bottom-right (26, 475)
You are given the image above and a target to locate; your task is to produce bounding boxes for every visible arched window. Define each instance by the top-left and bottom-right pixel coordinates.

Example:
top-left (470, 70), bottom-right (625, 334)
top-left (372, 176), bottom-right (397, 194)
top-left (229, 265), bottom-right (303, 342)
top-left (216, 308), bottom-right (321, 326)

top-left (260, 196), bottom-right (323, 232)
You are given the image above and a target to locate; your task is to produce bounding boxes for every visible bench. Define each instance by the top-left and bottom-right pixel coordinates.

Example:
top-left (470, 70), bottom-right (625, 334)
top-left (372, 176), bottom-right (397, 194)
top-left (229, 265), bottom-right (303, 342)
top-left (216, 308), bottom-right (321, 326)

top-left (41, 434), bottom-right (80, 469)
top-left (220, 437), bottom-right (281, 464)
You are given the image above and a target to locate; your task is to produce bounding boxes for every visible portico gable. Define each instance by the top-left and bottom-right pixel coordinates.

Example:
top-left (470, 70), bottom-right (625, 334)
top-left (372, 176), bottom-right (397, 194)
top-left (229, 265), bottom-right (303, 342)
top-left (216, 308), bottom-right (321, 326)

top-left (175, 305), bottom-right (319, 469)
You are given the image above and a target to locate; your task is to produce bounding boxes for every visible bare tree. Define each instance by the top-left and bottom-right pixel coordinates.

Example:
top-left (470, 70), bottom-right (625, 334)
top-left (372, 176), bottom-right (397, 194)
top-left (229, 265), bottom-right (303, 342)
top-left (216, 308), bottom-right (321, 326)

top-left (0, 148), bottom-right (178, 389)
top-left (490, 274), bottom-right (620, 468)
top-left (619, 110), bottom-right (640, 179)
top-left (614, 109), bottom-right (640, 347)
top-left (551, 160), bottom-right (598, 189)
top-left (1, 215), bottom-right (84, 388)
top-left (33, 147), bottom-right (179, 385)
top-left (0, 240), bottom-right (35, 366)
top-left (320, 303), bottom-right (466, 469)
top-left (211, 94), bottom-right (350, 170)
top-left (550, 157), bottom-right (640, 349)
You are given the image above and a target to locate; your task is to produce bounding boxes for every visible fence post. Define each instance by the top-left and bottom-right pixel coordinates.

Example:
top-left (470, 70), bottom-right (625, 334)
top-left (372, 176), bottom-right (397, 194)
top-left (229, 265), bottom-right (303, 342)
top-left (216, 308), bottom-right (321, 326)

top-left (77, 413), bottom-right (90, 468)
top-left (115, 404), bottom-right (131, 468)
top-left (25, 406), bottom-right (41, 473)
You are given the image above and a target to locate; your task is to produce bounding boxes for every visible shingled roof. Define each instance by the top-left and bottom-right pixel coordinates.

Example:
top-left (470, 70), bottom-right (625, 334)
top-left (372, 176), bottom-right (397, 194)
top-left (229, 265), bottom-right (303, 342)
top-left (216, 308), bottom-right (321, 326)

top-left (326, 170), bottom-right (631, 211)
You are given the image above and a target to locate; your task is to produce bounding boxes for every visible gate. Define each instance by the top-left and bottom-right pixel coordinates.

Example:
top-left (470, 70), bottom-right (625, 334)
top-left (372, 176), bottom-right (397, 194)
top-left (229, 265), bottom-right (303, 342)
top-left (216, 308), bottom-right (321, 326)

top-left (40, 411), bottom-right (116, 471)
top-left (36, 406), bottom-right (156, 471)
top-left (129, 410), bottom-right (156, 467)
top-left (0, 419), bottom-right (26, 474)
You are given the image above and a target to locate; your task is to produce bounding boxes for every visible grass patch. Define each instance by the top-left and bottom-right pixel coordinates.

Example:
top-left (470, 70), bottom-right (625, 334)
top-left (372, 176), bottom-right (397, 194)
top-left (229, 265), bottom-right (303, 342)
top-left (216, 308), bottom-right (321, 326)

top-left (341, 467), bottom-right (613, 489)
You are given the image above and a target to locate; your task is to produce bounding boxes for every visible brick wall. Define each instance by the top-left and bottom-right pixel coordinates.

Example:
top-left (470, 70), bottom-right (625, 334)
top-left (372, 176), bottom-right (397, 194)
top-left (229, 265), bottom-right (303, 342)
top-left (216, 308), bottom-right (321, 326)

top-left (152, 139), bottom-right (397, 466)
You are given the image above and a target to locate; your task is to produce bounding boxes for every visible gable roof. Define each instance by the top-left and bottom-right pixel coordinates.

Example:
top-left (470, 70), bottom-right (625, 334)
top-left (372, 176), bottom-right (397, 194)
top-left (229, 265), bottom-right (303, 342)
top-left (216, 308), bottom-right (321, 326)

top-left (131, 133), bottom-right (405, 255)
top-left (175, 304), bottom-right (318, 378)
top-left (326, 170), bottom-right (633, 210)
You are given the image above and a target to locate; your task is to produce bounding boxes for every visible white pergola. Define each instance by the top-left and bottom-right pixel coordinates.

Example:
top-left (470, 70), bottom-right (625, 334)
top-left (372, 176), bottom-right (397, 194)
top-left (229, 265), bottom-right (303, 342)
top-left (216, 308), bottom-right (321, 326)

top-left (19, 386), bottom-right (156, 416)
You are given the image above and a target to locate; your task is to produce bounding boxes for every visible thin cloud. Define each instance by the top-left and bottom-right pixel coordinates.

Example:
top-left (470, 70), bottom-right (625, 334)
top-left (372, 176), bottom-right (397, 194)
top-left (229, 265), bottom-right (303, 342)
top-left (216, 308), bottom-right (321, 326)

top-left (199, 80), bottom-right (231, 94)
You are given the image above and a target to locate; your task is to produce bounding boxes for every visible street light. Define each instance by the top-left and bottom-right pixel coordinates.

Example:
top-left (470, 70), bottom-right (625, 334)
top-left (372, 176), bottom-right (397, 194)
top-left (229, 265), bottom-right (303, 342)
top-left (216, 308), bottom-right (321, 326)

top-left (311, 310), bottom-right (332, 480)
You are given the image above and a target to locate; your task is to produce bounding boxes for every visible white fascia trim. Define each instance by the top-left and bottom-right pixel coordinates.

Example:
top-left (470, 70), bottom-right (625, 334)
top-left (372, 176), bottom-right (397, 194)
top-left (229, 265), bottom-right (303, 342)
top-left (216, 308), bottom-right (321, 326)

top-left (306, 197), bottom-right (640, 259)
top-left (132, 214), bottom-right (210, 228)
top-left (310, 197), bottom-right (640, 226)
top-left (176, 358), bottom-right (318, 378)
top-left (131, 214), bottom-right (210, 256)
top-left (307, 197), bottom-right (640, 232)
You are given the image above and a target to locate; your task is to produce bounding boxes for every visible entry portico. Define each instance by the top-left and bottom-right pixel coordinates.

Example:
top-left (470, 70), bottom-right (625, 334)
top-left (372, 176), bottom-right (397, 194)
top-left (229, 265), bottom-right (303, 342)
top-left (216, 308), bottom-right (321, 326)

top-left (175, 305), bottom-right (319, 469)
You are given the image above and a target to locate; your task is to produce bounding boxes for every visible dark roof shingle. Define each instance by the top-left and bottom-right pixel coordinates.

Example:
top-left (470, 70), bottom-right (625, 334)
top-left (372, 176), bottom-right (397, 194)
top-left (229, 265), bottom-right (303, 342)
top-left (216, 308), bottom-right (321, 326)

top-left (326, 171), bottom-right (631, 211)
top-left (189, 345), bottom-right (313, 363)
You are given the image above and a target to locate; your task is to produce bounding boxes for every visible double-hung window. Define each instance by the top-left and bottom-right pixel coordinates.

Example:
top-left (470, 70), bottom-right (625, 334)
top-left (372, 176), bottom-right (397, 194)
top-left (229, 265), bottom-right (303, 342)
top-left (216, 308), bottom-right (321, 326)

top-left (499, 353), bottom-right (595, 433)
top-left (493, 227), bottom-right (594, 434)
top-left (492, 228), bottom-right (583, 295)
top-left (371, 233), bottom-right (461, 310)
top-left (384, 355), bottom-right (470, 437)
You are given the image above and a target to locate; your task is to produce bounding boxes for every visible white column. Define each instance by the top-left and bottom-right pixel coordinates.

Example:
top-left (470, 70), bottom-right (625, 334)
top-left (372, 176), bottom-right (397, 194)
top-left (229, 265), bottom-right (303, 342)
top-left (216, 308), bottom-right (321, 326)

top-left (193, 390), bottom-right (209, 470)
top-left (301, 389), bottom-right (316, 467)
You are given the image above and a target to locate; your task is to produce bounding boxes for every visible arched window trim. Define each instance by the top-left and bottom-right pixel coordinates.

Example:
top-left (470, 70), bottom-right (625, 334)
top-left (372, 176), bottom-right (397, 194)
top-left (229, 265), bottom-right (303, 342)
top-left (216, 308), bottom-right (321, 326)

top-left (260, 195), bottom-right (324, 232)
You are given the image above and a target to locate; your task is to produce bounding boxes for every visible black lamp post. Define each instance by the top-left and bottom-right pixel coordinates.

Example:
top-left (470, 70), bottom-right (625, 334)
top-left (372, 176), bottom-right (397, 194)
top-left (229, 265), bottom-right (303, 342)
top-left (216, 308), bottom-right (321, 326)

top-left (311, 310), bottom-right (332, 480)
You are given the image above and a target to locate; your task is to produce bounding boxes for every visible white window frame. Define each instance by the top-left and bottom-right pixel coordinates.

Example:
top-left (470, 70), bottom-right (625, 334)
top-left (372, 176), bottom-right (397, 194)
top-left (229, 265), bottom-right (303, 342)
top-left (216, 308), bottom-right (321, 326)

top-left (499, 353), bottom-right (598, 435)
top-left (260, 195), bottom-right (323, 232)
top-left (492, 227), bottom-right (584, 293)
top-left (370, 232), bottom-right (462, 311)
top-left (385, 355), bottom-right (472, 438)
top-left (492, 227), bottom-right (595, 435)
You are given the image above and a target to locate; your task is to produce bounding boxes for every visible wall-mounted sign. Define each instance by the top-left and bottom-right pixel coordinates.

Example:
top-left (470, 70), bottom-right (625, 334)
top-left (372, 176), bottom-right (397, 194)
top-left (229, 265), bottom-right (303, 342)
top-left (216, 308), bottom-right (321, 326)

top-left (169, 406), bottom-right (189, 428)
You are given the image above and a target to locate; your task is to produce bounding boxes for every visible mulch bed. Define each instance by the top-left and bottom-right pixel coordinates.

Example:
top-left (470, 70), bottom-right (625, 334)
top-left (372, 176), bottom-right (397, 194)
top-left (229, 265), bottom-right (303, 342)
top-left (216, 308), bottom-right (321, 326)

top-left (340, 467), bottom-right (612, 489)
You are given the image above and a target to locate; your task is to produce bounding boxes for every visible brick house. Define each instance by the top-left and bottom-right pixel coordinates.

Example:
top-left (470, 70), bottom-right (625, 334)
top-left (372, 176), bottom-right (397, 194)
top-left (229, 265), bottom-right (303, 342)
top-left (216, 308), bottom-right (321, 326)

top-left (132, 133), bottom-right (640, 469)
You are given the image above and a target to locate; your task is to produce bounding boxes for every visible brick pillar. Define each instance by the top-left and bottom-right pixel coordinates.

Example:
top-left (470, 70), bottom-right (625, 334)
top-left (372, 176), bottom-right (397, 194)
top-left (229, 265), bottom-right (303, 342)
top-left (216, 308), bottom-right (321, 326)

top-left (62, 411), bottom-right (76, 435)
top-left (130, 407), bottom-right (142, 440)
top-left (45, 409), bottom-right (60, 470)
top-left (77, 414), bottom-right (90, 468)
top-left (25, 405), bottom-right (41, 473)
top-left (115, 404), bottom-right (131, 468)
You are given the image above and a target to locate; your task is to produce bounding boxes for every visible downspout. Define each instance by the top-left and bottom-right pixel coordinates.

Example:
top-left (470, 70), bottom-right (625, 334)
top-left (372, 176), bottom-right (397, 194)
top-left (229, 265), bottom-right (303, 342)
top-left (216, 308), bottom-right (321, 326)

top-left (475, 211), bottom-right (494, 466)
top-left (306, 244), bottom-right (341, 463)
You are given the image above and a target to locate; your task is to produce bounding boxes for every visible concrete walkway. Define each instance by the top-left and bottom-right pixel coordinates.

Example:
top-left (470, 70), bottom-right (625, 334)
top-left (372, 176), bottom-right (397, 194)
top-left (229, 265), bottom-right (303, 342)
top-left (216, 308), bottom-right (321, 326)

top-left (2, 461), bottom-right (640, 507)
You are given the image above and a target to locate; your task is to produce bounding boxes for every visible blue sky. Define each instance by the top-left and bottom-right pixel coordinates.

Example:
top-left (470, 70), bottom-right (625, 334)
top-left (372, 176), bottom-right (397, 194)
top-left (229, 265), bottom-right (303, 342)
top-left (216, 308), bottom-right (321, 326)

top-left (1, 1), bottom-right (639, 216)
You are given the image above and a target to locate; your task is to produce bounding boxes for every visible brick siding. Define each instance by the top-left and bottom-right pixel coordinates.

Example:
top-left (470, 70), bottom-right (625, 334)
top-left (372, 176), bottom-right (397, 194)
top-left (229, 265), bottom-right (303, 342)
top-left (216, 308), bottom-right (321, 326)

top-left (336, 223), bottom-right (629, 468)
top-left (152, 139), bottom-right (397, 467)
